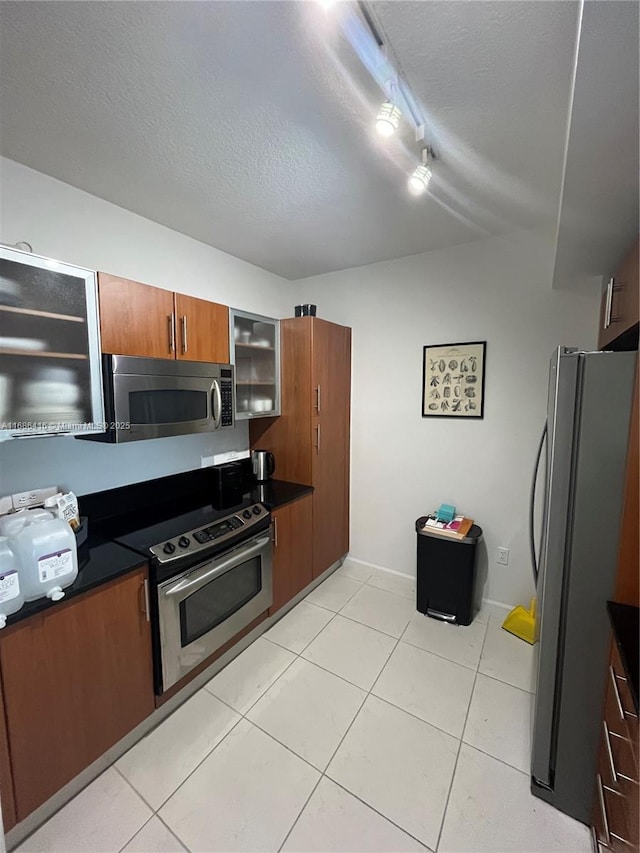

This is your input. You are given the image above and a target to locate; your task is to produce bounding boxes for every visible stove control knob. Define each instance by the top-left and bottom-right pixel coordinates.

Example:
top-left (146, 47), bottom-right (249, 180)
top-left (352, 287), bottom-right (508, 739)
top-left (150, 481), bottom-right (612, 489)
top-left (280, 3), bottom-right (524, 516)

top-left (163, 541), bottom-right (176, 555)
top-left (242, 509), bottom-right (252, 520)
top-left (252, 506), bottom-right (261, 515)
top-left (178, 536), bottom-right (190, 548)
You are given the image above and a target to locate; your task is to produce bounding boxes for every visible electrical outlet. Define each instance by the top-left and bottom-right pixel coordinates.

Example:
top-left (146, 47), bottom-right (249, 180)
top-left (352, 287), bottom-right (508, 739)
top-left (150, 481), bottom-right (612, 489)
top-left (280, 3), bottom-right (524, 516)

top-left (11, 486), bottom-right (59, 510)
top-left (497, 547), bottom-right (510, 566)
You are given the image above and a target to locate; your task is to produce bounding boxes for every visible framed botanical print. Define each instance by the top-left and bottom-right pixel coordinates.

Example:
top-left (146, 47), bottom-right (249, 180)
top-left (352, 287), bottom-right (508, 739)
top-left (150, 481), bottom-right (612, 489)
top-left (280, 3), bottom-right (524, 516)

top-left (422, 341), bottom-right (486, 419)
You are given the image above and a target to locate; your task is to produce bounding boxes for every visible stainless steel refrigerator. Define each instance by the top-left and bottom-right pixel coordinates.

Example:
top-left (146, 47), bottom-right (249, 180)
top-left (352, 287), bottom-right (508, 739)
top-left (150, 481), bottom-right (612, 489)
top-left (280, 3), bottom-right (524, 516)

top-left (530, 346), bottom-right (636, 824)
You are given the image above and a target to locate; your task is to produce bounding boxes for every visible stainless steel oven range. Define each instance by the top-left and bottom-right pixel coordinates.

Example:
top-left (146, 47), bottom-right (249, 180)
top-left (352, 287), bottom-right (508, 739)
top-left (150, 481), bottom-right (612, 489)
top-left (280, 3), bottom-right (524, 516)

top-left (116, 502), bottom-right (272, 694)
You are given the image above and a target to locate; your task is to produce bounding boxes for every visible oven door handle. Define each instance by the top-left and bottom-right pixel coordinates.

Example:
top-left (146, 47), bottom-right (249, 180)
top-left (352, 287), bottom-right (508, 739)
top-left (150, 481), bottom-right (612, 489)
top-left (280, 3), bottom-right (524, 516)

top-left (163, 535), bottom-right (270, 597)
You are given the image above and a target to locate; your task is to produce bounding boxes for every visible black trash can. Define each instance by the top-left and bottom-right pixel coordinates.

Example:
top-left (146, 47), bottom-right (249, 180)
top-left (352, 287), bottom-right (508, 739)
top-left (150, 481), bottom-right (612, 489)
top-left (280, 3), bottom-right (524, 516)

top-left (415, 517), bottom-right (483, 626)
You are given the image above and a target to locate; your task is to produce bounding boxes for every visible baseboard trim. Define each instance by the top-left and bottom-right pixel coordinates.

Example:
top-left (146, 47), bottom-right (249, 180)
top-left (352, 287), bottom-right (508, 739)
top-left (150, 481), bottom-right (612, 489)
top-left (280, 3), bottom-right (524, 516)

top-left (481, 598), bottom-right (513, 612)
top-left (345, 556), bottom-right (413, 580)
top-left (347, 557), bottom-right (519, 613)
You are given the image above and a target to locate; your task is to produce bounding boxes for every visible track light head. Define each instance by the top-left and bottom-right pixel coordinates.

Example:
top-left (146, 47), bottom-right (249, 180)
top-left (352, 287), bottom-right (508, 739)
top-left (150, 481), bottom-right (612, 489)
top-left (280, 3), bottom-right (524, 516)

top-left (408, 149), bottom-right (432, 195)
top-left (376, 101), bottom-right (402, 137)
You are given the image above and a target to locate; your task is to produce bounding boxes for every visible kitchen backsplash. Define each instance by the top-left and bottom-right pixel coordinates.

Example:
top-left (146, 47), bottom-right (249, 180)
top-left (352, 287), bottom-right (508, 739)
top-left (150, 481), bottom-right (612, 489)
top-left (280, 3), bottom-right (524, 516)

top-left (0, 421), bottom-right (250, 496)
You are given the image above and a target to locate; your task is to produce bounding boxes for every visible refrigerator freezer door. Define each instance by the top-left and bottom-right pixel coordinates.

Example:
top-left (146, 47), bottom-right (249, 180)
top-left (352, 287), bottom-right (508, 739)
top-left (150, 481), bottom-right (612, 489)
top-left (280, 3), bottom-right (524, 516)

top-left (531, 348), bottom-right (636, 822)
top-left (531, 348), bottom-right (579, 788)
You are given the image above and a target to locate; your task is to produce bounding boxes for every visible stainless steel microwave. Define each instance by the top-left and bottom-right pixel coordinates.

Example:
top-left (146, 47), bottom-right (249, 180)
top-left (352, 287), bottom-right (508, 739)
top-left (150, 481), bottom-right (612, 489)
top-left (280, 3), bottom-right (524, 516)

top-left (91, 355), bottom-right (235, 442)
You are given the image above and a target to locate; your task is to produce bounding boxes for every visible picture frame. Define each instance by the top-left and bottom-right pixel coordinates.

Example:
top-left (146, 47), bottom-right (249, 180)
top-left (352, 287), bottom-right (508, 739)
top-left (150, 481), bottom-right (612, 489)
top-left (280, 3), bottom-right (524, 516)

top-left (422, 341), bottom-right (486, 419)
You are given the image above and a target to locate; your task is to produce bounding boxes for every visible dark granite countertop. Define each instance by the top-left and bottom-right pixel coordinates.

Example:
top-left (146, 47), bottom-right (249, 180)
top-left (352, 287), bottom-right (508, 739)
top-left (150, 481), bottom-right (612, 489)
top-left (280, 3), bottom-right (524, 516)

top-left (3, 471), bottom-right (312, 630)
top-left (4, 536), bottom-right (147, 630)
top-left (607, 601), bottom-right (639, 714)
top-left (246, 479), bottom-right (313, 511)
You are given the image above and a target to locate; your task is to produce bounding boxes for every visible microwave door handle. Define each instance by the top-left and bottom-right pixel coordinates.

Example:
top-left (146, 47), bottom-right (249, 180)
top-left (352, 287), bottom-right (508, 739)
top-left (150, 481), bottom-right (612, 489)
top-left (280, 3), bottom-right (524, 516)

top-left (211, 379), bottom-right (222, 429)
top-left (163, 535), bottom-right (270, 597)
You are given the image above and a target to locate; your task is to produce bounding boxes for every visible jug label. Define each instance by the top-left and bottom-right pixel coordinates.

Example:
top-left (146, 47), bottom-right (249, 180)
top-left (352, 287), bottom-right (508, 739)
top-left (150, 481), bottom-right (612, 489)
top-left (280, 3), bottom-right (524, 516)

top-left (38, 549), bottom-right (74, 583)
top-left (0, 571), bottom-right (19, 604)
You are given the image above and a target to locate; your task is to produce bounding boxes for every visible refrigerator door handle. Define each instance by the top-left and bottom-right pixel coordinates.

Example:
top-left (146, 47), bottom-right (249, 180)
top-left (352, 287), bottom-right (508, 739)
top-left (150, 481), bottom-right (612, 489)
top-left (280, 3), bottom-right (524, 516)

top-left (529, 422), bottom-right (548, 585)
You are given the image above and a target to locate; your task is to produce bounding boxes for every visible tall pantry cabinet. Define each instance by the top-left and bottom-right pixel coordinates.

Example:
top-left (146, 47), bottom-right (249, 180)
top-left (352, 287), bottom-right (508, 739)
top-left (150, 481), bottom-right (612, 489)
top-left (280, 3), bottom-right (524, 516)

top-left (250, 317), bottom-right (351, 579)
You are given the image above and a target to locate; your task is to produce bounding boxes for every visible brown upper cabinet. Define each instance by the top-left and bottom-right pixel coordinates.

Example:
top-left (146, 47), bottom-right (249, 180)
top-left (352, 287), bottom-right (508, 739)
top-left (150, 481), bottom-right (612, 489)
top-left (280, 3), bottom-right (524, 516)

top-left (598, 237), bottom-right (639, 350)
top-left (250, 317), bottom-right (351, 579)
top-left (98, 273), bottom-right (229, 363)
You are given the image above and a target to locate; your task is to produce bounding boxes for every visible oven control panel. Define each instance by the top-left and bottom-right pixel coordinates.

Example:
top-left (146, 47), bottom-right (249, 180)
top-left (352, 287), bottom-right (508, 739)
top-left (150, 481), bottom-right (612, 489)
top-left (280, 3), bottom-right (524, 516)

top-left (150, 502), bottom-right (269, 564)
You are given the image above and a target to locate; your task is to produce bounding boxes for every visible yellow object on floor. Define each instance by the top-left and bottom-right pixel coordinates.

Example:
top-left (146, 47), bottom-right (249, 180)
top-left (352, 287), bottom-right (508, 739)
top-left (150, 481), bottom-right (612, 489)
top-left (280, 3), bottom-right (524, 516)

top-left (502, 597), bottom-right (537, 644)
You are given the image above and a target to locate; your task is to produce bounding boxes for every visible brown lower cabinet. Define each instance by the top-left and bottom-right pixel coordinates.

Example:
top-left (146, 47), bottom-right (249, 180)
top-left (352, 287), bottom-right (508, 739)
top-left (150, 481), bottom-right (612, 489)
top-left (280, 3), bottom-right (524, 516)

top-left (0, 567), bottom-right (154, 822)
top-left (270, 495), bottom-right (313, 615)
top-left (0, 674), bottom-right (16, 831)
top-left (592, 638), bottom-right (639, 852)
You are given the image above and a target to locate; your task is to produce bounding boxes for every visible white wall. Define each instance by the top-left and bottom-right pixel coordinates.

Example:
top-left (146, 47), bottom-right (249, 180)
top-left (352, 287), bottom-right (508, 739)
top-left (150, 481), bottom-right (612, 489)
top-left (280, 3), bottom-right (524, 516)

top-left (0, 157), bottom-right (295, 496)
top-left (297, 230), bottom-right (601, 606)
top-left (0, 159), bottom-right (602, 605)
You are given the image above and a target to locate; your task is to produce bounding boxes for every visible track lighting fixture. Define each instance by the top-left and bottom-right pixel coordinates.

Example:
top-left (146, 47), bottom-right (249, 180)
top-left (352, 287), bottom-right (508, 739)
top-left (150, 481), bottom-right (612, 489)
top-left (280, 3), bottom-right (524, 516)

top-left (408, 148), bottom-right (432, 196)
top-left (375, 100), bottom-right (401, 137)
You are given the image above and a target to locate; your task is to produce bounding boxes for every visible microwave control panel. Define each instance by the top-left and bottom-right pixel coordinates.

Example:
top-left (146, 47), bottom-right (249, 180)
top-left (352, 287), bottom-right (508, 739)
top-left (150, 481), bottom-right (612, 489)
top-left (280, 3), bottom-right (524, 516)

top-left (220, 377), bottom-right (234, 427)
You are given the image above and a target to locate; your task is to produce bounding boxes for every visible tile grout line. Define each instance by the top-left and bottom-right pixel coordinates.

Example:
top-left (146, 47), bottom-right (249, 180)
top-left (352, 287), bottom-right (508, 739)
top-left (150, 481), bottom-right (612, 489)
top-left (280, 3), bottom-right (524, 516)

top-left (265, 605), bottom-right (341, 656)
top-left (139, 606), bottom-right (531, 848)
top-left (277, 603), bottom-right (408, 852)
top-left (112, 807), bottom-right (156, 853)
top-left (398, 635), bottom-right (484, 674)
top-left (152, 808), bottom-right (190, 851)
top-left (474, 667), bottom-right (535, 695)
top-left (116, 712), bottom-right (246, 817)
top-left (113, 763), bottom-right (157, 814)
top-left (325, 777), bottom-right (436, 853)
top-left (433, 616), bottom-right (491, 852)
top-left (458, 740), bottom-right (533, 779)
top-left (144, 610), bottom-right (345, 829)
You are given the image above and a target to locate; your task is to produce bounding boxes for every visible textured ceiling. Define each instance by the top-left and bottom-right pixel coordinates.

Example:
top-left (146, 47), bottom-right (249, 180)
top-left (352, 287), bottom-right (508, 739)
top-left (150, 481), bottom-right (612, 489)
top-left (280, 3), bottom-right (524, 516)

top-left (552, 1), bottom-right (639, 288)
top-left (0, 1), bottom-right (597, 279)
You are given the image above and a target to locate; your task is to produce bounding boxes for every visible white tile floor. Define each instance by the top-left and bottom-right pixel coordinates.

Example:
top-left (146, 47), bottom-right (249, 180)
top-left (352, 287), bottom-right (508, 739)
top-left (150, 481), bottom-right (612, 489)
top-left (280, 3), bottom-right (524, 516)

top-left (16, 560), bottom-right (592, 853)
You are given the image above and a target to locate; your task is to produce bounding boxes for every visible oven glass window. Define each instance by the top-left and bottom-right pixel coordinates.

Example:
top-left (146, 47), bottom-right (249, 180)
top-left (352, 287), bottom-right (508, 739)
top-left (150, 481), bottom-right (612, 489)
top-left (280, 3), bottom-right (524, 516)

top-left (179, 557), bottom-right (262, 647)
top-left (129, 389), bottom-right (207, 424)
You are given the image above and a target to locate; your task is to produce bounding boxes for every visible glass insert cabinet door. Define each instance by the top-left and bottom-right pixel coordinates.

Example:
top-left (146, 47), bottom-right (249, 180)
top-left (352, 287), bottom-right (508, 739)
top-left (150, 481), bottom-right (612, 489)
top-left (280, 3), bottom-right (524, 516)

top-left (0, 246), bottom-right (105, 439)
top-left (229, 309), bottom-right (280, 419)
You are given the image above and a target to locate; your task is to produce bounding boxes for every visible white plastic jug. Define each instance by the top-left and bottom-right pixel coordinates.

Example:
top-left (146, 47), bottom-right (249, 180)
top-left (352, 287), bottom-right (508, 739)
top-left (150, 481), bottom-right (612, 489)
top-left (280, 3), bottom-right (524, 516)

top-left (0, 536), bottom-right (24, 627)
top-left (0, 508), bottom-right (53, 537)
top-left (12, 516), bottom-right (78, 602)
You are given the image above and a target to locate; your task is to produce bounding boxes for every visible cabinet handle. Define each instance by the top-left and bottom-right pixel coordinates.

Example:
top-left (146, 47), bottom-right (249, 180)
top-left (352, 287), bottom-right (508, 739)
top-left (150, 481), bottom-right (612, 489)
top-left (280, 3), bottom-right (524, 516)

top-left (604, 278), bottom-right (614, 329)
top-left (181, 316), bottom-right (188, 354)
top-left (610, 666), bottom-right (638, 721)
top-left (168, 314), bottom-right (176, 353)
top-left (272, 518), bottom-right (278, 548)
top-left (141, 578), bottom-right (150, 622)
top-left (315, 424), bottom-right (320, 451)
top-left (315, 385), bottom-right (321, 412)
top-left (605, 724), bottom-right (639, 785)
top-left (603, 721), bottom-right (619, 784)
top-left (604, 278), bottom-right (623, 329)
top-left (599, 773), bottom-right (634, 847)
top-left (596, 774), bottom-right (611, 847)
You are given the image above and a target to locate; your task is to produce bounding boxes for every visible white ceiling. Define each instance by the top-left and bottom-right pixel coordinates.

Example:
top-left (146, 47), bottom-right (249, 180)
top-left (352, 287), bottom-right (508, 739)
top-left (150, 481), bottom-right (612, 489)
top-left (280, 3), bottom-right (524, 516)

top-left (552, 0), bottom-right (639, 288)
top-left (0, 1), bottom-right (635, 281)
